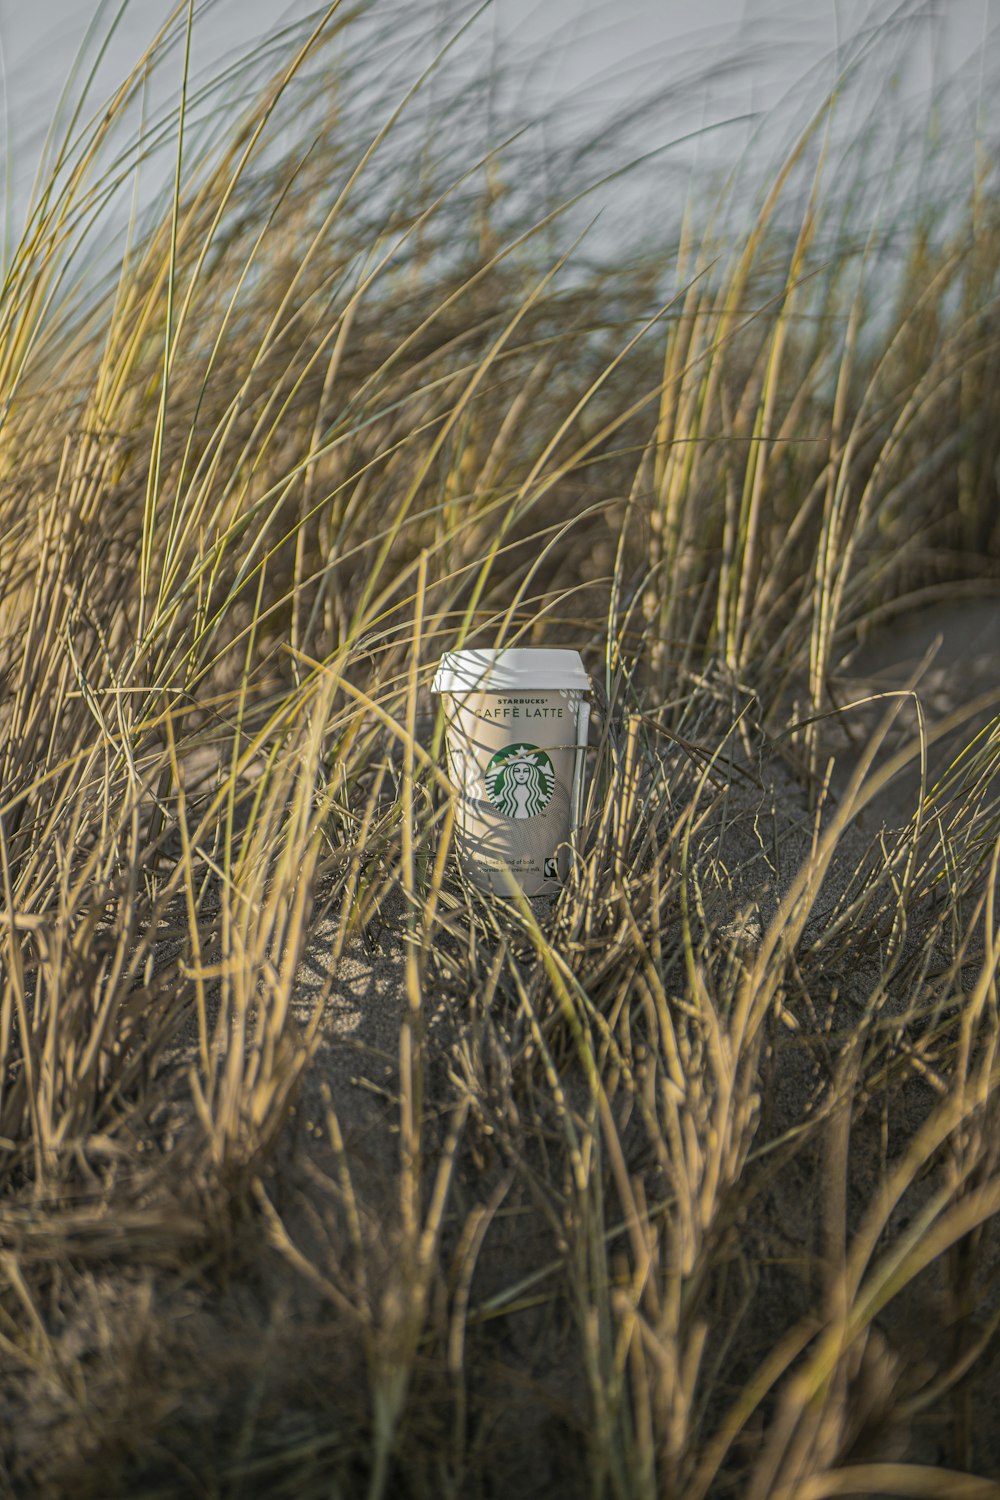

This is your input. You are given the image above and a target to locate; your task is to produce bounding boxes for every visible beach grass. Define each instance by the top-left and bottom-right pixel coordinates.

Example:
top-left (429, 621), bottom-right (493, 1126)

top-left (0, 2), bottom-right (999, 1494)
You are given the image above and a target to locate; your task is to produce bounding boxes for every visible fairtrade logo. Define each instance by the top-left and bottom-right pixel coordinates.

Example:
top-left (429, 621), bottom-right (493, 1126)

top-left (484, 743), bottom-right (555, 819)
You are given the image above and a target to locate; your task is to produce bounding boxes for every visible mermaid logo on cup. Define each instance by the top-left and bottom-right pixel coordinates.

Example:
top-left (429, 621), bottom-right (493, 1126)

top-left (484, 743), bottom-right (555, 819)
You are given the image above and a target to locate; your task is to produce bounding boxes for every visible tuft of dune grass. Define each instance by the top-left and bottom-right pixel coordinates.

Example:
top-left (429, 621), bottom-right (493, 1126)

top-left (0, 2), bottom-right (999, 1496)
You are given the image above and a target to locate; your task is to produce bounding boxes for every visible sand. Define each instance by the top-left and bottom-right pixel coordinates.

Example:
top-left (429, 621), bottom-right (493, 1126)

top-left (21, 600), bottom-right (992, 1495)
top-left (829, 596), bottom-right (1000, 826)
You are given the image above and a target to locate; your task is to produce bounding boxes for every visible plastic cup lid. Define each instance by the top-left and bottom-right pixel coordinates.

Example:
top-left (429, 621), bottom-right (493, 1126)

top-left (431, 647), bottom-right (590, 694)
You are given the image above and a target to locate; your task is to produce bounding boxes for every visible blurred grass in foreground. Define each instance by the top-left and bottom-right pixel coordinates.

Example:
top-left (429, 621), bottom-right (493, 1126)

top-left (1, 1), bottom-right (999, 1495)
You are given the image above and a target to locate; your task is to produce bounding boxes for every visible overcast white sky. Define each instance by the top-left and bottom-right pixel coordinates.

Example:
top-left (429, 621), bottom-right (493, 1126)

top-left (0, 0), bottom-right (996, 237)
top-left (2, 2), bottom-right (993, 122)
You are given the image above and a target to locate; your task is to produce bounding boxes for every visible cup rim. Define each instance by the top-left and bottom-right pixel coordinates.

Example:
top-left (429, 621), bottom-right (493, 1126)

top-left (431, 647), bottom-right (590, 695)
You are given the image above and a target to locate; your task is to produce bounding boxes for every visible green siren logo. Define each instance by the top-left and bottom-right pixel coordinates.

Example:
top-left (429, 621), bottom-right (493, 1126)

top-left (484, 743), bottom-right (555, 819)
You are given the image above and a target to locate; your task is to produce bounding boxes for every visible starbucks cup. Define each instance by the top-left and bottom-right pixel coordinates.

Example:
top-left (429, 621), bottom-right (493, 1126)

top-left (431, 648), bottom-right (591, 897)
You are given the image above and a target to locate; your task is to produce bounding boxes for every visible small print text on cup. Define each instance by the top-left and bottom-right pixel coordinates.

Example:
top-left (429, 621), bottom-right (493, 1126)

top-left (478, 697), bottom-right (565, 720)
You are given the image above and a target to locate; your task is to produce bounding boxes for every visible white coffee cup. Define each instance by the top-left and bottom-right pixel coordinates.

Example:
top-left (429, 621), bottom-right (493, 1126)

top-left (431, 648), bottom-right (591, 896)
